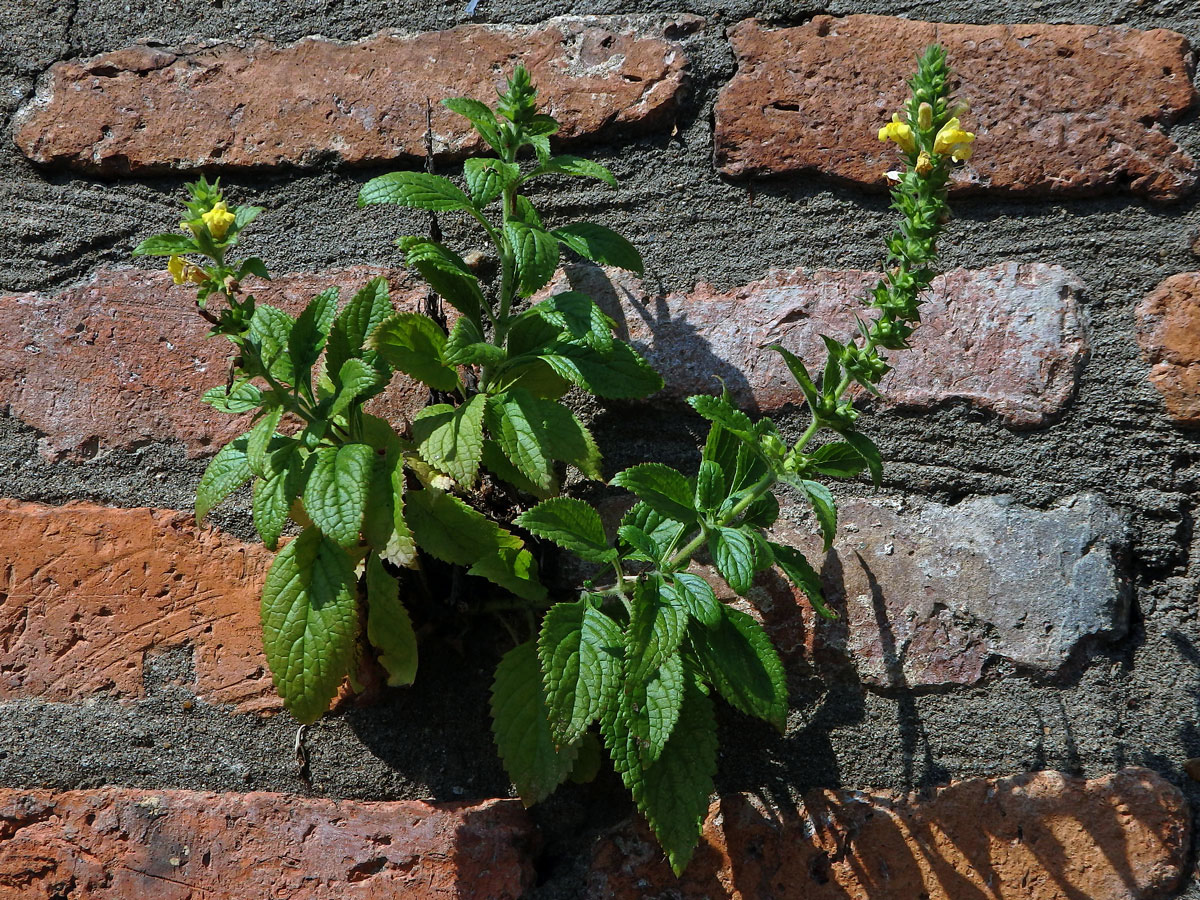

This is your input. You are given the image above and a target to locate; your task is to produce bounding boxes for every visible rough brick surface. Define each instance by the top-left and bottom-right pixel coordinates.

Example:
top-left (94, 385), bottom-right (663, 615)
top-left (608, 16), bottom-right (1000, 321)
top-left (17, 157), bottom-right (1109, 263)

top-left (0, 500), bottom-right (279, 712)
top-left (1136, 272), bottom-right (1200, 423)
top-left (591, 768), bottom-right (1191, 900)
top-left (758, 493), bottom-right (1129, 688)
top-left (0, 267), bottom-right (427, 460)
top-left (13, 17), bottom-right (697, 174)
top-left (552, 261), bottom-right (1088, 426)
top-left (0, 788), bottom-right (535, 898)
top-left (715, 16), bottom-right (1197, 200)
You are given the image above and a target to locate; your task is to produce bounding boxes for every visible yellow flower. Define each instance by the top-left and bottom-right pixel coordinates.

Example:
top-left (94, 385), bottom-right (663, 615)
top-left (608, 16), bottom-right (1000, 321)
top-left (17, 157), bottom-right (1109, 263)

top-left (933, 117), bottom-right (975, 162)
top-left (168, 255), bottom-right (187, 285)
top-left (915, 151), bottom-right (934, 176)
top-left (201, 201), bottom-right (236, 241)
top-left (878, 113), bottom-right (916, 155)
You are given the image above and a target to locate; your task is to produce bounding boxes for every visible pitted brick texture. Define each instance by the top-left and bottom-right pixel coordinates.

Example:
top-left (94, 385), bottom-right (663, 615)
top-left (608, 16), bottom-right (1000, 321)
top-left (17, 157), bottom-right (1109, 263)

top-left (1136, 271), bottom-right (1200, 424)
top-left (0, 788), bottom-right (535, 898)
top-left (591, 769), bottom-right (1191, 900)
top-left (715, 16), bottom-right (1197, 200)
top-left (13, 17), bottom-right (697, 174)
top-left (550, 261), bottom-right (1088, 426)
top-left (0, 500), bottom-right (278, 712)
top-left (0, 267), bottom-right (426, 460)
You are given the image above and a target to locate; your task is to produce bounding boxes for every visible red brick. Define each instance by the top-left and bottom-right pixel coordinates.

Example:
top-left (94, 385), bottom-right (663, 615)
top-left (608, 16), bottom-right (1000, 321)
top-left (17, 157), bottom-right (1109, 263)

top-left (0, 500), bottom-right (278, 712)
top-left (715, 16), bottom-right (1196, 200)
top-left (1136, 272), bottom-right (1200, 423)
top-left (591, 769), bottom-right (1190, 900)
top-left (0, 267), bottom-right (427, 460)
top-left (550, 261), bottom-right (1088, 426)
top-left (13, 17), bottom-right (699, 174)
top-left (0, 788), bottom-right (535, 899)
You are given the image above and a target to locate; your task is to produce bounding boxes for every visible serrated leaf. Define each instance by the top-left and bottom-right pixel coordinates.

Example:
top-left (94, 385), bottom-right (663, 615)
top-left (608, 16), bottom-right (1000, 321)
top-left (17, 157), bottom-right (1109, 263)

top-left (401, 240), bottom-right (485, 322)
top-left (302, 443), bottom-right (374, 547)
top-left (690, 605), bottom-right (787, 732)
top-left (553, 222), bottom-right (643, 274)
top-left (842, 430), bottom-right (883, 486)
top-left (529, 155), bottom-right (617, 188)
top-left (328, 358), bottom-right (385, 420)
top-left (505, 220), bottom-right (559, 298)
top-left (601, 676), bottom-right (717, 876)
top-left (511, 195), bottom-right (543, 228)
top-left (769, 343), bottom-right (820, 409)
top-left (362, 435), bottom-right (416, 568)
top-left (742, 490), bottom-right (780, 529)
top-left (288, 288), bottom-right (339, 384)
top-left (617, 524), bottom-right (662, 562)
top-left (801, 480), bottom-right (838, 551)
top-left (540, 340), bottom-right (662, 399)
top-left (710, 526), bottom-right (756, 595)
top-left (248, 304), bottom-right (295, 383)
top-left (627, 577), bottom-right (687, 684)
top-left (491, 641), bottom-right (579, 806)
top-left (358, 171), bottom-right (474, 211)
top-left (237, 256), bottom-right (271, 281)
top-left (809, 442), bottom-right (868, 478)
top-left (245, 406), bottom-right (283, 478)
top-left (371, 312), bottom-right (458, 392)
top-left (628, 651), bottom-right (685, 765)
top-left (196, 437), bottom-right (251, 522)
top-left (327, 277), bottom-right (394, 374)
top-left (442, 96), bottom-right (501, 147)
top-left (481, 439), bottom-right (554, 498)
top-left (539, 599), bottom-right (623, 745)
top-left (132, 233), bottom-right (200, 256)
top-left (261, 528), bottom-right (359, 724)
top-left (619, 503), bottom-right (687, 563)
top-left (663, 573), bottom-right (721, 629)
top-left (413, 394), bottom-right (486, 486)
top-left (688, 394), bottom-right (756, 443)
top-left (365, 553), bottom-right (418, 686)
top-left (445, 317), bottom-right (506, 366)
top-left (768, 540), bottom-right (835, 620)
top-left (527, 291), bottom-right (615, 351)
top-left (611, 464), bottom-right (697, 526)
top-left (202, 381), bottom-right (263, 414)
top-left (694, 460), bottom-right (726, 512)
top-left (485, 391), bottom-right (555, 491)
top-left (516, 498), bottom-right (614, 563)
top-left (464, 157), bottom-right (519, 206)
top-left (253, 438), bottom-right (306, 550)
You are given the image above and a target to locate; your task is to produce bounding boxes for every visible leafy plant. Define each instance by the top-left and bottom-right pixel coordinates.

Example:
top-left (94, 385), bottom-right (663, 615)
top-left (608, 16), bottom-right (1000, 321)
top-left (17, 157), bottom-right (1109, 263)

top-left (134, 48), bottom-right (973, 875)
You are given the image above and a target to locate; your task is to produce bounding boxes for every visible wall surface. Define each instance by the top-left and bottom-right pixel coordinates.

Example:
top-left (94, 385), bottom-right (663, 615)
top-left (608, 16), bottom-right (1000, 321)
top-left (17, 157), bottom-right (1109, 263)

top-left (3, 0), bottom-right (1200, 897)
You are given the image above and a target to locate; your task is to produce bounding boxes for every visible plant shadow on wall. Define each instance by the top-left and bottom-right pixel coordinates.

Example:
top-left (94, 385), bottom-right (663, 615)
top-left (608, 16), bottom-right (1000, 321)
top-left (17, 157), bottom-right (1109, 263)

top-left (135, 51), bottom-right (980, 874)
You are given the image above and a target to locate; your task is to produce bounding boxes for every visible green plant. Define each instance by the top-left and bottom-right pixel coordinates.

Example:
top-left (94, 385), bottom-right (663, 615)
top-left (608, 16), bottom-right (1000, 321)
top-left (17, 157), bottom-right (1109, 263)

top-left (134, 48), bottom-right (972, 874)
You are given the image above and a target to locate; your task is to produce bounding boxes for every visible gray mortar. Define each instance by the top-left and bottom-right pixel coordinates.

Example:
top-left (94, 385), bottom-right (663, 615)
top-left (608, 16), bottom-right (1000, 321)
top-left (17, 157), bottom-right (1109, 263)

top-left (4, 1), bottom-right (1200, 897)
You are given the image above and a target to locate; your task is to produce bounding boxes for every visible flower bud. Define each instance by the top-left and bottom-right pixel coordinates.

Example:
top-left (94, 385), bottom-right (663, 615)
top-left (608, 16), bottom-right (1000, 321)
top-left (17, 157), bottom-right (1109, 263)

top-left (917, 102), bottom-right (933, 131)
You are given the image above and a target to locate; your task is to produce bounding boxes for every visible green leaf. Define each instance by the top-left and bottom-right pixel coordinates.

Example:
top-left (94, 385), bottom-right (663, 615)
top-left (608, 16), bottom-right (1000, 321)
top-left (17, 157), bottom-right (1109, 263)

top-left (261, 528), bottom-right (359, 724)
top-left (842, 431), bottom-right (883, 487)
top-left (505, 220), bottom-right (560, 298)
top-left (601, 677), bottom-right (717, 876)
top-left (663, 573), bottom-right (721, 629)
top-left (445, 317), bottom-right (507, 366)
top-left (253, 438), bottom-right (306, 550)
top-left (491, 641), bottom-right (579, 806)
top-left (302, 444), bottom-right (374, 547)
top-left (245, 406), bottom-right (283, 478)
top-left (688, 394), bottom-right (756, 443)
top-left (768, 540), bottom-right (835, 620)
top-left (365, 554), bottom-right (418, 687)
top-left (328, 358), bottom-right (385, 420)
top-left (617, 524), bottom-right (661, 562)
top-left (358, 171), bottom-right (474, 211)
top-left (553, 223), bottom-right (643, 274)
top-left (196, 437), bottom-right (251, 522)
top-left (248, 305), bottom-right (295, 383)
top-left (485, 391), bottom-right (556, 492)
top-left (132, 233), bottom-right (200, 256)
top-left (619, 503), bottom-right (688, 563)
top-left (628, 651), bottom-right (685, 765)
top-left (627, 577), bottom-right (687, 684)
top-left (237, 257), bottom-right (271, 281)
top-left (288, 288), bottom-right (339, 383)
top-left (413, 395), bottom-right (486, 486)
top-left (516, 498), bottom-right (614, 563)
top-left (527, 291), bottom-right (615, 351)
top-left (769, 343), bottom-right (821, 410)
top-left (362, 438), bottom-right (416, 568)
top-left (399, 239), bottom-right (485, 322)
top-left (611, 464), bottom-right (697, 526)
top-left (690, 605), bottom-right (788, 732)
top-left (695, 460), bottom-right (726, 512)
top-left (539, 339), bottom-right (665, 399)
top-left (442, 97), bottom-right (501, 147)
top-left (539, 403), bottom-right (603, 482)
top-left (528, 155), bottom-right (617, 188)
top-left (538, 599), bottom-right (623, 746)
top-left (801, 480), bottom-right (838, 551)
top-left (481, 439), bottom-right (554, 498)
top-left (327, 277), bottom-right (394, 374)
top-left (742, 490), bottom-right (780, 529)
top-left (463, 157), bottom-right (519, 206)
top-left (809, 442), bottom-right (868, 479)
top-left (468, 546), bottom-right (546, 603)
top-left (511, 194), bottom-right (544, 228)
top-left (710, 526), bottom-right (756, 595)
top-left (202, 381), bottom-right (263, 414)
top-left (371, 312), bottom-right (458, 392)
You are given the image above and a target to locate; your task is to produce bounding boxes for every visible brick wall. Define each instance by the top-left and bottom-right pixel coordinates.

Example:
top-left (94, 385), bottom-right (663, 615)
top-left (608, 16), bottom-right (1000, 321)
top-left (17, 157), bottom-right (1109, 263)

top-left (3, 3), bottom-right (1200, 898)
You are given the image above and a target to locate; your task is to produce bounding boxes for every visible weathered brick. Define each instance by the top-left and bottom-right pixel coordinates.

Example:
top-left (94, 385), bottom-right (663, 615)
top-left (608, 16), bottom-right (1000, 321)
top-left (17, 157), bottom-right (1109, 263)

top-left (1136, 272), bottom-right (1200, 424)
top-left (591, 769), bottom-right (1190, 900)
top-left (13, 17), bottom-right (698, 174)
top-left (0, 266), bottom-right (427, 460)
top-left (551, 261), bottom-right (1088, 426)
top-left (715, 16), bottom-right (1196, 200)
top-left (0, 788), bottom-right (535, 898)
top-left (0, 500), bottom-right (278, 712)
top-left (755, 493), bottom-right (1129, 688)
